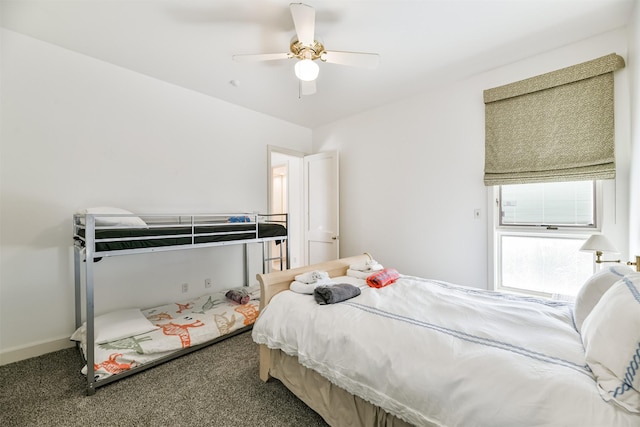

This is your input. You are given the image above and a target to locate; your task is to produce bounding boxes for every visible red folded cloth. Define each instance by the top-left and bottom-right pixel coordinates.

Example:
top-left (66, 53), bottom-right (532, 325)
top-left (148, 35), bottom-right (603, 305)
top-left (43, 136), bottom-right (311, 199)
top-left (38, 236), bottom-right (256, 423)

top-left (225, 289), bottom-right (250, 304)
top-left (366, 268), bottom-right (400, 288)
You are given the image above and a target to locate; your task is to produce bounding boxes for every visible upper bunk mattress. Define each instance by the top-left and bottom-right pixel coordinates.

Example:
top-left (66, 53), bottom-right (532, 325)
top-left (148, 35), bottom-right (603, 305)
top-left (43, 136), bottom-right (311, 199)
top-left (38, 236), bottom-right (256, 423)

top-left (76, 223), bottom-right (287, 253)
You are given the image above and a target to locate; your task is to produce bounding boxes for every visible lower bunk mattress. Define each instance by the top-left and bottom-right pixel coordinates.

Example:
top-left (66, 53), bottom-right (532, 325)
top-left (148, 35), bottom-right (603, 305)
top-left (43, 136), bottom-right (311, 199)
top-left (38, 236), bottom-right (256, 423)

top-left (71, 285), bottom-right (260, 381)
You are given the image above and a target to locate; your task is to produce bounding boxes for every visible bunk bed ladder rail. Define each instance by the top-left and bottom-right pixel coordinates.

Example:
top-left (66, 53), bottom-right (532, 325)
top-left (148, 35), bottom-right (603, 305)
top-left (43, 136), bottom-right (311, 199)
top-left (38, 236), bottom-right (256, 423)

top-left (261, 213), bottom-right (290, 273)
top-left (73, 214), bottom-right (98, 395)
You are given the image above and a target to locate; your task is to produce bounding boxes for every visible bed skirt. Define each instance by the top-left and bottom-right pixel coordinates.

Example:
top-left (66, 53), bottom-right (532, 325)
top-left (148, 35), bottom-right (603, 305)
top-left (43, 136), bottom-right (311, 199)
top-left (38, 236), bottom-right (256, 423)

top-left (268, 347), bottom-right (425, 427)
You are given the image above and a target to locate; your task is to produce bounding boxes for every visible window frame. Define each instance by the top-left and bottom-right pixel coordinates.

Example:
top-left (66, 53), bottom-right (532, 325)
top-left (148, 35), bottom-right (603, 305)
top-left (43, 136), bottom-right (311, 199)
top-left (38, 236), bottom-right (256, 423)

top-left (490, 180), bottom-right (602, 297)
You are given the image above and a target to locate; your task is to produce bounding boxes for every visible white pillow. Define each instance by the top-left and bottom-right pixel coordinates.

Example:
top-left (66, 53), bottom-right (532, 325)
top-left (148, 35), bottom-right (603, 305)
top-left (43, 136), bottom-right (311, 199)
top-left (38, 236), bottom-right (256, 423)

top-left (581, 275), bottom-right (640, 413)
top-left (92, 309), bottom-right (159, 344)
top-left (78, 207), bottom-right (147, 228)
top-left (573, 265), bottom-right (635, 332)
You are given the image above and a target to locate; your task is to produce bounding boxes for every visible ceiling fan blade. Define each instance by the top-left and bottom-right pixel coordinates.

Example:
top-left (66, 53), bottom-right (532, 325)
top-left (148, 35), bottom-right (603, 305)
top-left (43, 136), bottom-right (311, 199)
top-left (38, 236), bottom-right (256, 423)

top-left (232, 53), bottom-right (290, 63)
top-left (290, 3), bottom-right (315, 46)
top-left (300, 79), bottom-right (316, 96)
top-left (322, 50), bottom-right (380, 69)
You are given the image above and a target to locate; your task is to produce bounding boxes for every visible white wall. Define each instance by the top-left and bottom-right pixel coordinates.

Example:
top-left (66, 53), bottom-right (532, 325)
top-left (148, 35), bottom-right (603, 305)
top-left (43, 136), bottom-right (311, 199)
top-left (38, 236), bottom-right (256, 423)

top-left (629, 1), bottom-right (640, 258)
top-left (314, 79), bottom-right (488, 287)
top-left (0, 29), bottom-right (312, 361)
top-left (314, 28), bottom-right (631, 289)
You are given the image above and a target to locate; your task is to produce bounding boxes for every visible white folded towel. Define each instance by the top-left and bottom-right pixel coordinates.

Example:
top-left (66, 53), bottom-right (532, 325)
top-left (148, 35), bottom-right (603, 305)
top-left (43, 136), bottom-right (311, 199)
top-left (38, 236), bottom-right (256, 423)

top-left (290, 281), bottom-right (316, 294)
top-left (295, 270), bottom-right (330, 284)
top-left (349, 260), bottom-right (383, 272)
top-left (347, 269), bottom-right (376, 280)
top-left (290, 278), bottom-right (333, 294)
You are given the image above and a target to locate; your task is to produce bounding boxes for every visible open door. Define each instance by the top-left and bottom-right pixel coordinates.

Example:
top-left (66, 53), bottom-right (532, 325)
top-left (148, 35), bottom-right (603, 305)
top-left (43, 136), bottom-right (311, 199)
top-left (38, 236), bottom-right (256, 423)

top-left (304, 151), bottom-right (339, 264)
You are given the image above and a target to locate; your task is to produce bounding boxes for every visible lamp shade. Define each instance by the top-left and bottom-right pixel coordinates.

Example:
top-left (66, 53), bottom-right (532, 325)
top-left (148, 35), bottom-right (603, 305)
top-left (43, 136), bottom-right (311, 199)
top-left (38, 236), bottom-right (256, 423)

top-left (579, 234), bottom-right (619, 253)
top-left (294, 59), bottom-right (319, 81)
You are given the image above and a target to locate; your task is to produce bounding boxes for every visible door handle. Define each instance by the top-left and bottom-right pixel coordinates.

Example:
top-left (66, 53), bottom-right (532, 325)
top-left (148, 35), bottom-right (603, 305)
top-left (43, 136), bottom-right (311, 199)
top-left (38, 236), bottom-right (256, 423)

top-left (332, 236), bottom-right (338, 240)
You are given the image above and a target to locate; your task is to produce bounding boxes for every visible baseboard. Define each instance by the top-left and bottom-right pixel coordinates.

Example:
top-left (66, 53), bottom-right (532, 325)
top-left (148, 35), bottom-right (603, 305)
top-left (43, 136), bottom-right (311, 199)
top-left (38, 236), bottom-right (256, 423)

top-left (0, 337), bottom-right (75, 366)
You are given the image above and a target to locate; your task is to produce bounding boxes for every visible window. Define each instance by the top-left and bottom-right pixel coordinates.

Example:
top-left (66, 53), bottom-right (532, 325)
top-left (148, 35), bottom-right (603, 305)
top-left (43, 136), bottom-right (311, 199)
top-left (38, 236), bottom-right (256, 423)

top-left (495, 180), bottom-right (597, 297)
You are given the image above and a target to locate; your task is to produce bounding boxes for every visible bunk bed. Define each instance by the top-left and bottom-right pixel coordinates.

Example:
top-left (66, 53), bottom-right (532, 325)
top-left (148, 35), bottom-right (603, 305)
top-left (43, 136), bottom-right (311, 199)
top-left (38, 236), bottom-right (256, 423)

top-left (72, 209), bottom-right (288, 395)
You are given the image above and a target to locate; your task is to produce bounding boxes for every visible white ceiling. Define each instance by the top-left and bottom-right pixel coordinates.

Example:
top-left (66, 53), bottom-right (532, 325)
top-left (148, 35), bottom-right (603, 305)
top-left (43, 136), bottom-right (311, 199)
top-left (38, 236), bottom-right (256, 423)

top-left (1, 0), bottom-right (635, 129)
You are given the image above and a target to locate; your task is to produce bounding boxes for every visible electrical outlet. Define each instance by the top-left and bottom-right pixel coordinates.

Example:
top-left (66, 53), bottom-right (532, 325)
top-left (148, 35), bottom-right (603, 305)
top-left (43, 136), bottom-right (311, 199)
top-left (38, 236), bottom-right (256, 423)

top-left (181, 283), bottom-right (189, 293)
top-left (205, 278), bottom-right (212, 289)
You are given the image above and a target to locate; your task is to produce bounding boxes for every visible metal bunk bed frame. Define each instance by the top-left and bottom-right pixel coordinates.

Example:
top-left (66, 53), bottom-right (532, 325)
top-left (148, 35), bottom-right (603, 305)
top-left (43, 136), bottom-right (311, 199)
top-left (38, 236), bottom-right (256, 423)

top-left (72, 212), bottom-right (289, 395)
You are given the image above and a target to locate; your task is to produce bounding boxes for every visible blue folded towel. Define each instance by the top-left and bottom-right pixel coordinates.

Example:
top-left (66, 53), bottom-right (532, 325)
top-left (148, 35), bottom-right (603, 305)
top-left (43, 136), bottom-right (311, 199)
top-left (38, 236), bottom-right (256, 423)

top-left (314, 284), bottom-right (361, 305)
top-left (228, 216), bottom-right (251, 223)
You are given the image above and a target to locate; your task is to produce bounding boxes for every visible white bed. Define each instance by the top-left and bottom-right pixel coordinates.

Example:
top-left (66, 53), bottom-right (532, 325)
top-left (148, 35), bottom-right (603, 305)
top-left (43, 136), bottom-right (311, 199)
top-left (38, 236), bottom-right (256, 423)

top-left (252, 254), bottom-right (640, 426)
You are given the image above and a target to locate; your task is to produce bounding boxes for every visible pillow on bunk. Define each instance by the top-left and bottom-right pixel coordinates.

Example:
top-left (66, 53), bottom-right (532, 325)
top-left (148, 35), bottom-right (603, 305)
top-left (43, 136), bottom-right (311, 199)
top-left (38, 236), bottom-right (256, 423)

top-left (78, 207), bottom-right (148, 228)
top-left (581, 275), bottom-right (640, 413)
top-left (93, 309), bottom-right (159, 344)
top-left (573, 265), bottom-right (635, 332)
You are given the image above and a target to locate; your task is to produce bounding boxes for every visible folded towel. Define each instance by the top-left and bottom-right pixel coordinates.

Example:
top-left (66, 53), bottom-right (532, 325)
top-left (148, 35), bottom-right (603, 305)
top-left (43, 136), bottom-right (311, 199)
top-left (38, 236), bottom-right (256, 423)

top-left (314, 283), bottom-right (361, 305)
top-left (290, 280), bottom-right (317, 294)
top-left (366, 268), bottom-right (400, 288)
top-left (349, 260), bottom-right (384, 272)
top-left (225, 289), bottom-right (250, 304)
top-left (295, 270), bottom-right (330, 284)
top-left (290, 278), bottom-right (334, 294)
top-left (346, 269), bottom-right (377, 280)
top-left (228, 215), bottom-right (251, 223)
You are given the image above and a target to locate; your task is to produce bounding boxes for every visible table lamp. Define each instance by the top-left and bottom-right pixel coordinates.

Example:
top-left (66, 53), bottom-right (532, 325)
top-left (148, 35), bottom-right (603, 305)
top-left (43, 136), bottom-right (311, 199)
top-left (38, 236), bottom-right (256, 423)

top-left (579, 234), bottom-right (621, 264)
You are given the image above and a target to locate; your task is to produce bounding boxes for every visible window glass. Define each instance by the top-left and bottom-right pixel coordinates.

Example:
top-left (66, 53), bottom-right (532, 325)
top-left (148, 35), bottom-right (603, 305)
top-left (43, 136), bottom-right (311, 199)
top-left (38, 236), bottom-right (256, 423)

top-left (500, 235), bottom-right (594, 296)
top-left (500, 181), bottom-right (595, 226)
top-left (496, 180), bottom-right (597, 297)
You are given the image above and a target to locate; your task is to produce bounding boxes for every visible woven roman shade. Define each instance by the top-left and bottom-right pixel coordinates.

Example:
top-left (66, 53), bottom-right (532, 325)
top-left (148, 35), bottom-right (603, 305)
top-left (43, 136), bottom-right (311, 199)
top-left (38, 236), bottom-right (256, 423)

top-left (483, 53), bottom-right (625, 186)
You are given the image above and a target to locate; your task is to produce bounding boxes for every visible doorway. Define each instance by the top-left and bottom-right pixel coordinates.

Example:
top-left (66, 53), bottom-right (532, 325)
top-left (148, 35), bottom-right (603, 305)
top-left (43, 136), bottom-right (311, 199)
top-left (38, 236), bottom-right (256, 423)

top-left (268, 146), bottom-right (304, 269)
top-left (270, 164), bottom-right (287, 270)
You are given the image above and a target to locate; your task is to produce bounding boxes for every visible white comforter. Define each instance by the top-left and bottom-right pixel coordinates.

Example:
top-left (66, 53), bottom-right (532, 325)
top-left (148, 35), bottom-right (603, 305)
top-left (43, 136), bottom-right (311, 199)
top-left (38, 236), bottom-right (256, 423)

top-left (252, 275), bottom-right (640, 427)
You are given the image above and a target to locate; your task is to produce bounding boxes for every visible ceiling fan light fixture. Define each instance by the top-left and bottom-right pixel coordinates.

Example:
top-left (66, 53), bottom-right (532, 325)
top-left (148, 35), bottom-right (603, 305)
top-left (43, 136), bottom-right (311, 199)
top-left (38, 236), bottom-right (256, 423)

top-left (294, 59), bottom-right (319, 81)
top-left (232, 3), bottom-right (379, 96)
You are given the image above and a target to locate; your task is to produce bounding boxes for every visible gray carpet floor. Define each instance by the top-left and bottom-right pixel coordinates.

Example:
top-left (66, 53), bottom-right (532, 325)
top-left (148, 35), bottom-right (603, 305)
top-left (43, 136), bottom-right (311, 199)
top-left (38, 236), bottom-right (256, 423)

top-left (0, 331), bottom-right (328, 427)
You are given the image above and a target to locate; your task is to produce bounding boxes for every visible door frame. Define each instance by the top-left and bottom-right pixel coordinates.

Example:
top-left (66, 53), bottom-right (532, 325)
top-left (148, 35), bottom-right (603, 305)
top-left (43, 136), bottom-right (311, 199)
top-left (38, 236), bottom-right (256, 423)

top-left (268, 145), bottom-right (305, 268)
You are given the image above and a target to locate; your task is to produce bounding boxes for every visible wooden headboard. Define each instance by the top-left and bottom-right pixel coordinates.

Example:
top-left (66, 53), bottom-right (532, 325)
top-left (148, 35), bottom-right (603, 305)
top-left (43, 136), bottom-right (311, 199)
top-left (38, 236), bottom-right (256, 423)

top-left (256, 253), bottom-right (373, 311)
top-left (255, 253), bottom-right (373, 381)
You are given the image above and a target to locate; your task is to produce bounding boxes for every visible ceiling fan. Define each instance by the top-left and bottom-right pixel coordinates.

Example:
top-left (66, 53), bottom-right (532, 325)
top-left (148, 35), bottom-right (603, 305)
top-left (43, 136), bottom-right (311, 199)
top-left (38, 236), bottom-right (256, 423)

top-left (232, 2), bottom-right (380, 96)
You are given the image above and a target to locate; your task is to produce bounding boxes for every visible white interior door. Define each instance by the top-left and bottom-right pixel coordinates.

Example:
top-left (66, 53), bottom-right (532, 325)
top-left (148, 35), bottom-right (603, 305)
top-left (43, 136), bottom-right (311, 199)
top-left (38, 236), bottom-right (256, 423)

top-left (304, 151), bottom-right (339, 264)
